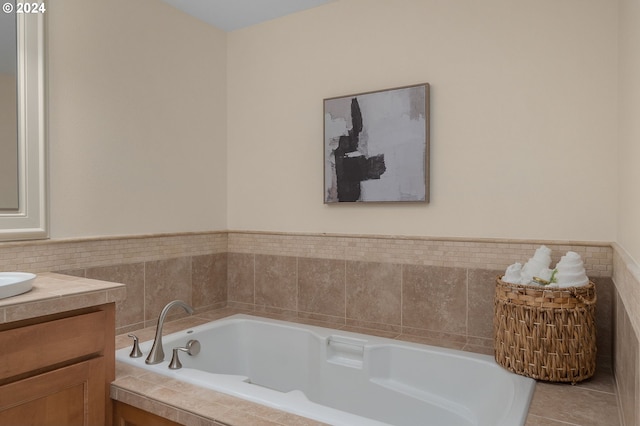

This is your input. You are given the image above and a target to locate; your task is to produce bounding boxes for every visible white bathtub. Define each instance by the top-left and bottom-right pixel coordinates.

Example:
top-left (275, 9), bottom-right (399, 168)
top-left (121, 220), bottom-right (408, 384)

top-left (116, 314), bottom-right (534, 426)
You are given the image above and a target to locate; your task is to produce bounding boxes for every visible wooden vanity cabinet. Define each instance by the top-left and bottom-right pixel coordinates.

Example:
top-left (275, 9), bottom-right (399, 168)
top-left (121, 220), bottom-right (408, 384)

top-left (0, 303), bottom-right (116, 426)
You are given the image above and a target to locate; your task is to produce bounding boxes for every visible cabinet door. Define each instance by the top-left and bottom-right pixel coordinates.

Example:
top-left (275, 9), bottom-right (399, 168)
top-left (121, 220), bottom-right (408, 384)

top-left (0, 357), bottom-right (105, 426)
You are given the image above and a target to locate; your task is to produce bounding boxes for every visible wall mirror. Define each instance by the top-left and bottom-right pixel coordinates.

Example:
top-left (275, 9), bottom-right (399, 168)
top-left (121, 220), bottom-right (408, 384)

top-left (0, 3), bottom-right (48, 241)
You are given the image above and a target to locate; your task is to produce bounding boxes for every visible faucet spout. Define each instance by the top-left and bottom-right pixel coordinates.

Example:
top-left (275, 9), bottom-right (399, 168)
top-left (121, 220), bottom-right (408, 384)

top-left (145, 300), bottom-right (194, 365)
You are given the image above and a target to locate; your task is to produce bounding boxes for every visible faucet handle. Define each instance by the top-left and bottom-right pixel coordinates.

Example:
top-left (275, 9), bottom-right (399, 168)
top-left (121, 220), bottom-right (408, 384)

top-left (182, 339), bottom-right (201, 356)
top-left (168, 347), bottom-right (184, 370)
top-left (127, 334), bottom-right (143, 358)
top-left (168, 339), bottom-right (200, 370)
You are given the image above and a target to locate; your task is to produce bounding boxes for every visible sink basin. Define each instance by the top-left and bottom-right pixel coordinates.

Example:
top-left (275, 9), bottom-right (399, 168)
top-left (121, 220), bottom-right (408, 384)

top-left (0, 272), bottom-right (36, 299)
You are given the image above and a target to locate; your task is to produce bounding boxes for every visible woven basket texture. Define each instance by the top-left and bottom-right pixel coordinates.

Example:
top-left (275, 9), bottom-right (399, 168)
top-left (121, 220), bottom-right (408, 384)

top-left (494, 277), bottom-right (597, 383)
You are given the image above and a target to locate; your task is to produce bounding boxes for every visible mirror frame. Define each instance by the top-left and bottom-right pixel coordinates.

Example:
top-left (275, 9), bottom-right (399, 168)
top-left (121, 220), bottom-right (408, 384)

top-left (0, 9), bottom-right (48, 241)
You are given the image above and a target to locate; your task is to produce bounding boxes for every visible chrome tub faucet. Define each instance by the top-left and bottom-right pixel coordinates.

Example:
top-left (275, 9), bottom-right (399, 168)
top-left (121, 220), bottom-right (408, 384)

top-left (145, 300), bottom-right (194, 365)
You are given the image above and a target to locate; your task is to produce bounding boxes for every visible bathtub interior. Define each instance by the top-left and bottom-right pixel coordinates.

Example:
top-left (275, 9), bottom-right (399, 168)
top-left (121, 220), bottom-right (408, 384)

top-left (117, 315), bottom-right (534, 426)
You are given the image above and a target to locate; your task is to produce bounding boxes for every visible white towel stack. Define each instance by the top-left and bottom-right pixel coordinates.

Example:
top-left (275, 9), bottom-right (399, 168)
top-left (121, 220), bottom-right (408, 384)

top-left (502, 246), bottom-right (589, 287)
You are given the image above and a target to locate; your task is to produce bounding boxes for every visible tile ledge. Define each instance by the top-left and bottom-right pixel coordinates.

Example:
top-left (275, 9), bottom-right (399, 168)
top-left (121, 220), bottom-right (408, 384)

top-left (0, 230), bottom-right (228, 248)
top-left (228, 230), bottom-right (613, 247)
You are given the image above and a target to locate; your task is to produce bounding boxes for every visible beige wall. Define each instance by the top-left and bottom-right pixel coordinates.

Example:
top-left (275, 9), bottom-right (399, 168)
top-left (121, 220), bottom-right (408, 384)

top-left (0, 73), bottom-right (18, 209)
top-left (47, 0), bottom-right (228, 238)
top-left (43, 0), bottom-right (621, 242)
top-left (227, 0), bottom-right (618, 241)
top-left (618, 0), bottom-right (640, 265)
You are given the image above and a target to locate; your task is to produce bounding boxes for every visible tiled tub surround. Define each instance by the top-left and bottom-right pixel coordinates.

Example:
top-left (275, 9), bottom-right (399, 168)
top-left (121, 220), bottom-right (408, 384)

top-left (227, 233), bottom-right (615, 361)
top-left (112, 308), bottom-right (622, 426)
top-left (0, 232), bottom-right (228, 333)
top-left (0, 230), bottom-right (634, 424)
top-left (228, 257), bottom-right (616, 355)
top-left (80, 253), bottom-right (228, 334)
top-left (0, 232), bottom-right (614, 343)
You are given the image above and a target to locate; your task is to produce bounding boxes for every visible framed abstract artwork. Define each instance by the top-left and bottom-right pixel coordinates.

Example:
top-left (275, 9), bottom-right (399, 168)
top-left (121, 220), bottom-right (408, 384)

top-left (323, 83), bottom-right (430, 203)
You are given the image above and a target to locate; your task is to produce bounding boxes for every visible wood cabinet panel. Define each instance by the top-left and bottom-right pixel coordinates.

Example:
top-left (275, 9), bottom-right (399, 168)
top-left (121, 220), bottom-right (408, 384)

top-left (0, 310), bottom-right (106, 381)
top-left (0, 303), bottom-right (115, 426)
top-left (0, 357), bottom-right (105, 426)
top-left (113, 401), bottom-right (182, 426)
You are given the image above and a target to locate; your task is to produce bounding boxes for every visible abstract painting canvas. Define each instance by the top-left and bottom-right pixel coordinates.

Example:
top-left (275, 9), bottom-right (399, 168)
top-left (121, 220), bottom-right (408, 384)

top-left (324, 83), bottom-right (429, 203)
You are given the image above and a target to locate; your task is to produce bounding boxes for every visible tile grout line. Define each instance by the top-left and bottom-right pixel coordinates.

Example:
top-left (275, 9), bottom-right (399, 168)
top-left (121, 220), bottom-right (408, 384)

top-left (465, 268), bottom-right (469, 345)
top-left (343, 259), bottom-right (347, 324)
top-left (400, 264), bottom-right (404, 330)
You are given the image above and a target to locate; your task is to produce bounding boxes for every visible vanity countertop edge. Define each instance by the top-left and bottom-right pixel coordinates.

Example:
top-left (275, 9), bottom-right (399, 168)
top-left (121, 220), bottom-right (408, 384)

top-left (0, 272), bottom-right (126, 324)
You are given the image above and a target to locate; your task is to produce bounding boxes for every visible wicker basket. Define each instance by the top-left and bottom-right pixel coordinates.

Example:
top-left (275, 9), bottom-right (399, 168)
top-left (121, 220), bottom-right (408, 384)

top-left (493, 276), bottom-right (597, 383)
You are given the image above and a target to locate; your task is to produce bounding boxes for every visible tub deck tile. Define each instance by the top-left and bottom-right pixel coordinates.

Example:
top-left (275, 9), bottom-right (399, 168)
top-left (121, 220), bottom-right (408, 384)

top-left (526, 373), bottom-right (621, 426)
top-left (396, 333), bottom-right (466, 350)
top-left (525, 414), bottom-right (575, 425)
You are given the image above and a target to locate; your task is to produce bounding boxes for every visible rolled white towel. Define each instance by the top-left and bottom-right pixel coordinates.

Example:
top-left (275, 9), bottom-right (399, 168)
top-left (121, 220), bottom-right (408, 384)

top-left (555, 251), bottom-right (589, 287)
top-left (558, 277), bottom-right (589, 288)
top-left (534, 245), bottom-right (552, 265)
top-left (521, 259), bottom-right (547, 284)
top-left (520, 245), bottom-right (553, 284)
top-left (503, 263), bottom-right (522, 284)
top-left (536, 268), bottom-right (554, 282)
